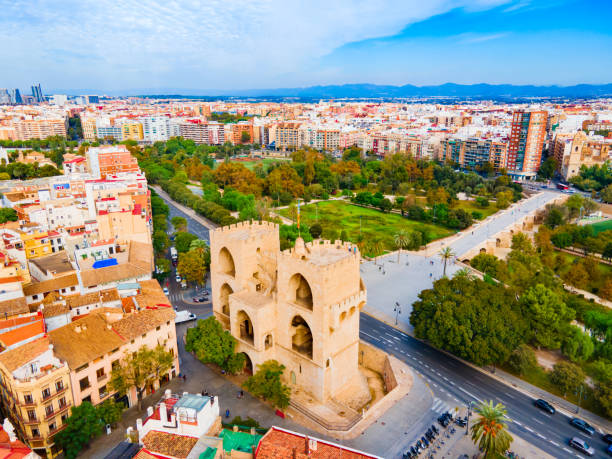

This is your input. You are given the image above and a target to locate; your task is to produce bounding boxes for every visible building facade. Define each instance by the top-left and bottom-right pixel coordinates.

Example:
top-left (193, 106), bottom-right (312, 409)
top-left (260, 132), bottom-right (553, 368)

top-left (506, 110), bottom-right (547, 178)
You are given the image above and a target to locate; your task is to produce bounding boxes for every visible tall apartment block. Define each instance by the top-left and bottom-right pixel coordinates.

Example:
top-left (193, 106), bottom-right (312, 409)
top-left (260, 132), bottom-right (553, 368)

top-left (506, 110), bottom-right (547, 179)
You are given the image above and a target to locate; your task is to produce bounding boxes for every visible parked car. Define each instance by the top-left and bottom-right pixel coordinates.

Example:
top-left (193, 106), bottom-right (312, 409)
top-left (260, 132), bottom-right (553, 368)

top-left (568, 437), bottom-right (594, 456)
top-left (603, 433), bottom-right (612, 444)
top-left (570, 417), bottom-right (595, 436)
top-left (533, 399), bottom-right (555, 414)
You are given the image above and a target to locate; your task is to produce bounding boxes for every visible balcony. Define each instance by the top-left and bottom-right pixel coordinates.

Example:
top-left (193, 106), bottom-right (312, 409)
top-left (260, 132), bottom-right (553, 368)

top-left (41, 391), bottom-right (52, 401)
top-left (45, 410), bottom-right (56, 421)
top-left (20, 398), bottom-right (36, 407)
top-left (97, 373), bottom-right (107, 382)
top-left (23, 417), bottom-right (39, 425)
top-left (57, 401), bottom-right (71, 415)
top-left (48, 423), bottom-right (67, 437)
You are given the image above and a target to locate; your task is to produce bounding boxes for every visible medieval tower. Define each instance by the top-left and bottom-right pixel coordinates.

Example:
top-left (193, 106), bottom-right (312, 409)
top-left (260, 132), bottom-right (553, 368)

top-left (209, 221), bottom-right (366, 402)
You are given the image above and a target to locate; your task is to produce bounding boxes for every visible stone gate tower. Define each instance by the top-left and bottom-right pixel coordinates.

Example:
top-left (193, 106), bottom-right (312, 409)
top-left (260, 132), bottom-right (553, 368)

top-left (210, 221), bottom-right (366, 402)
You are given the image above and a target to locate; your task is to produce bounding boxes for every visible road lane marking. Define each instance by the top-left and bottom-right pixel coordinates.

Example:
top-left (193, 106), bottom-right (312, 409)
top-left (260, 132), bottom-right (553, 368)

top-left (562, 448), bottom-right (572, 454)
top-left (458, 387), bottom-right (483, 403)
top-left (360, 332), bottom-right (380, 341)
top-left (524, 426), bottom-right (534, 433)
top-left (513, 421), bottom-right (522, 426)
top-left (504, 392), bottom-right (515, 400)
top-left (534, 419), bottom-right (544, 425)
top-left (537, 433), bottom-right (546, 439)
top-left (549, 440), bottom-right (559, 447)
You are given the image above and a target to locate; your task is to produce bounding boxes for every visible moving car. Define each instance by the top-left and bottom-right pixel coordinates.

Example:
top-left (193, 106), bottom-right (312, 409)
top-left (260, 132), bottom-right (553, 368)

top-left (568, 437), bottom-right (594, 456)
top-left (533, 399), bottom-right (555, 414)
top-left (174, 310), bottom-right (197, 323)
top-left (175, 275), bottom-right (181, 283)
top-left (163, 286), bottom-right (169, 295)
top-left (603, 433), bottom-right (612, 444)
top-left (570, 417), bottom-right (595, 436)
top-left (192, 295), bottom-right (209, 303)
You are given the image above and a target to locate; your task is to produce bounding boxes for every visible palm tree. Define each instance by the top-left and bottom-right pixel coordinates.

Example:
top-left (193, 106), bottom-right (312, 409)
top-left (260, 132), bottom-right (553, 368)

top-left (470, 400), bottom-right (513, 458)
top-left (189, 238), bottom-right (208, 251)
top-left (439, 247), bottom-right (456, 277)
top-left (393, 230), bottom-right (410, 263)
top-left (453, 268), bottom-right (474, 280)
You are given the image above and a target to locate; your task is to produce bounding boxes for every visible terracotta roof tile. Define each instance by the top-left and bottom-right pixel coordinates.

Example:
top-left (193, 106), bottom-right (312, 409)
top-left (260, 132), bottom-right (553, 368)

top-left (0, 320), bottom-right (45, 347)
top-left (112, 308), bottom-right (175, 341)
top-left (41, 303), bottom-right (70, 318)
top-left (0, 297), bottom-right (28, 318)
top-left (141, 431), bottom-right (198, 459)
top-left (48, 313), bottom-right (125, 369)
top-left (0, 337), bottom-right (51, 372)
top-left (23, 274), bottom-right (78, 296)
top-left (255, 428), bottom-right (380, 459)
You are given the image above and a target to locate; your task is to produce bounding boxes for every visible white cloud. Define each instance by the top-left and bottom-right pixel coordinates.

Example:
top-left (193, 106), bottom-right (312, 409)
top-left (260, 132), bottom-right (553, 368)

top-left (458, 32), bottom-right (509, 43)
top-left (0, 0), bottom-right (511, 90)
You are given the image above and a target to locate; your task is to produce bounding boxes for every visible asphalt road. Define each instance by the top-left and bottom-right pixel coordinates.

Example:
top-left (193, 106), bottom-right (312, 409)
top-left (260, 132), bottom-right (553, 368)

top-left (359, 314), bottom-right (610, 458)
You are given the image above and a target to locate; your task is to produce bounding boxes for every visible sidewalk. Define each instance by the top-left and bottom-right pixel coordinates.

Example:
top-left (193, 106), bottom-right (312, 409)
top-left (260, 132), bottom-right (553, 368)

top-left (431, 423), bottom-right (556, 459)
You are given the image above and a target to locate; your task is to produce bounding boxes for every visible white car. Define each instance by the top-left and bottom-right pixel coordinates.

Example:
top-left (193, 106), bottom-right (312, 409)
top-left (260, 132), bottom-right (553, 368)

top-left (163, 286), bottom-right (169, 295)
top-left (175, 275), bottom-right (182, 283)
top-left (174, 310), bottom-right (197, 323)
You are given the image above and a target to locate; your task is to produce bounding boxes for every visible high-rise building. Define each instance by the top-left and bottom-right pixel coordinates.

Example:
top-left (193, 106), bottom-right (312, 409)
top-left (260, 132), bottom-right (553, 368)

top-left (9, 89), bottom-right (22, 104)
top-left (0, 89), bottom-right (9, 105)
top-left (31, 84), bottom-right (44, 103)
top-left (506, 110), bottom-right (547, 178)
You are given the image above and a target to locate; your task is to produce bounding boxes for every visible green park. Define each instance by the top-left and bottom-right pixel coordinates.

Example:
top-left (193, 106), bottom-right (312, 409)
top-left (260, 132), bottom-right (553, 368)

top-left (279, 200), bottom-right (455, 254)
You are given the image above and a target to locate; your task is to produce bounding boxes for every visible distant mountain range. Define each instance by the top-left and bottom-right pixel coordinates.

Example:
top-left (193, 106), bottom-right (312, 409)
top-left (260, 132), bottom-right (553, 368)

top-left (197, 83), bottom-right (612, 99)
top-left (57, 83), bottom-right (612, 99)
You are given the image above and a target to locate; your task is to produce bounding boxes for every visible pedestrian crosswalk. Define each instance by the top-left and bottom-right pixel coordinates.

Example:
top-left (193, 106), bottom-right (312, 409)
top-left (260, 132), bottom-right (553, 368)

top-left (431, 397), bottom-right (451, 415)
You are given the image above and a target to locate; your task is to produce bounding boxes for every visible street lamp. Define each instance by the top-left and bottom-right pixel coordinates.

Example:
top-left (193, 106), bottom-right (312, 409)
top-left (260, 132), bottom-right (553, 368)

top-left (576, 384), bottom-right (584, 414)
top-left (465, 401), bottom-right (473, 436)
top-left (393, 302), bottom-right (401, 325)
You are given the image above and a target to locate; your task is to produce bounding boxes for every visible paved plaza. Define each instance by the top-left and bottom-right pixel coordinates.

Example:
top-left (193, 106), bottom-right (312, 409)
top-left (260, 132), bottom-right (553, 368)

top-left (362, 191), bottom-right (561, 332)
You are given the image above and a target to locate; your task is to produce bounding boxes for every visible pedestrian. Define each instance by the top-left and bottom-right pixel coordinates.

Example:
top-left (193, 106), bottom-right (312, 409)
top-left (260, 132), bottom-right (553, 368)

top-left (183, 374), bottom-right (187, 382)
top-left (429, 272), bottom-right (432, 278)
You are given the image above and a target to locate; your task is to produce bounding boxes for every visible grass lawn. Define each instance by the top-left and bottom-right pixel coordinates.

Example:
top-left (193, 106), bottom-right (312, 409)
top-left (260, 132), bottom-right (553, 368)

top-left (278, 200), bottom-right (455, 253)
top-left (589, 219), bottom-right (612, 235)
top-left (501, 362), bottom-right (603, 418)
top-left (452, 200), bottom-right (498, 219)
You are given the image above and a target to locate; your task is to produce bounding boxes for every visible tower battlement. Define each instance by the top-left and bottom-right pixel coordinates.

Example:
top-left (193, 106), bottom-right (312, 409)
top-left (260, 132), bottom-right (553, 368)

top-left (278, 239), bottom-right (360, 272)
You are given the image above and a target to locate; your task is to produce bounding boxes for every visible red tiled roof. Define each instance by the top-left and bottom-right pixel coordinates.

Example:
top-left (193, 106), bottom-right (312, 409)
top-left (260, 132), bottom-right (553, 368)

top-left (0, 320), bottom-right (45, 347)
top-left (255, 427), bottom-right (380, 459)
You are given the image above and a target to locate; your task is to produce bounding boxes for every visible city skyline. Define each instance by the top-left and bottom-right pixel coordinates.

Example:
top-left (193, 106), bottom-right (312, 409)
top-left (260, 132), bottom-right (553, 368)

top-left (1, 0), bottom-right (611, 93)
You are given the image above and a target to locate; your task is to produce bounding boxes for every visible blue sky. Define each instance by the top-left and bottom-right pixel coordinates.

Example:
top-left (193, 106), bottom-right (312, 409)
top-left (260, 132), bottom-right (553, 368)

top-left (0, 0), bottom-right (610, 93)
